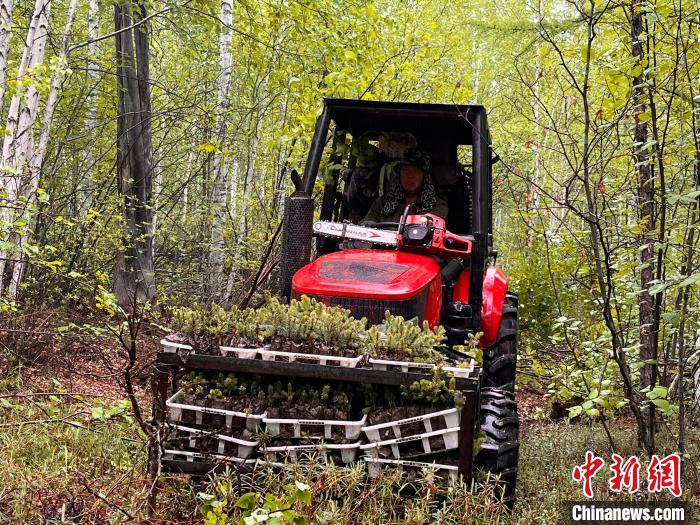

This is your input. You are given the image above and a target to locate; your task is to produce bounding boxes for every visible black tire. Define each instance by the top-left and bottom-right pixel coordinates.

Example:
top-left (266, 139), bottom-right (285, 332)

top-left (482, 293), bottom-right (518, 392)
top-left (475, 388), bottom-right (519, 508)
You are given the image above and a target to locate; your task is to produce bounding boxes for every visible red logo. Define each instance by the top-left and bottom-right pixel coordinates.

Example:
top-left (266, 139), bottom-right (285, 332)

top-left (609, 454), bottom-right (641, 494)
top-left (648, 454), bottom-right (682, 497)
top-left (573, 452), bottom-right (682, 498)
top-left (572, 451), bottom-right (605, 498)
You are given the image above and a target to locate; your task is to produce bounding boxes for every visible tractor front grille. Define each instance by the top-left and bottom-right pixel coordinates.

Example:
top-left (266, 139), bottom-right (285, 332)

top-left (296, 289), bottom-right (429, 326)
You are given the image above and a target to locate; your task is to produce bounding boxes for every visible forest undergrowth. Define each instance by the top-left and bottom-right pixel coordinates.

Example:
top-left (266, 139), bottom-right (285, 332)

top-left (0, 360), bottom-right (697, 524)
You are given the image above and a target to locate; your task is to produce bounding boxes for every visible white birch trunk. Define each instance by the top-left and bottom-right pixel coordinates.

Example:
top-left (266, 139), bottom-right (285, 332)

top-left (0, 0), bottom-right (51, 295)
top-left (2, 0), bottom-right (49, 166)
top-left (207, 0), bottom-right (234, 300)
top-left (9, 0), bottom-right (77, 296)
top-left (0, 0), bottom-right (12, 114)
top-left (80, 0), bottom-right (99, 214)
top-left (32, 0), bottom-right (78, 173)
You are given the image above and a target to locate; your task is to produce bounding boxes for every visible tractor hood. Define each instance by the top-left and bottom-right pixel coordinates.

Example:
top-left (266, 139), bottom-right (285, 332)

top-left (291, 249), bottom-right (442, 326)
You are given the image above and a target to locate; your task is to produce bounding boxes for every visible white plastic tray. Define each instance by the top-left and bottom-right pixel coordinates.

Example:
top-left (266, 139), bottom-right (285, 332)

top-left (367, 358), bottom-right (433, 372)
top-left (360, 427), bottom-right (460, 459)
top-left (166, 390), bottom-right (266, 434)
top-left (362, 407), bottom-right (460, 442)
top-left (263, 413), bottom-right (367, 441)
top-left (167, 423), bottom-right (258, 458)
top-left (262, 441), bottom-right (361, 464)
top-left (162, 448), bottom-right (260, 465)
top-left (366, 358), bottom-right (477, 379)
top-left (219, 346), bottom-right (267, 359)
top-left (161, 338), bottom-right (194, 353)
top-left (220, 346), bottom-right (363, 368)
top-left (364, 457), bottom-right (459, 483)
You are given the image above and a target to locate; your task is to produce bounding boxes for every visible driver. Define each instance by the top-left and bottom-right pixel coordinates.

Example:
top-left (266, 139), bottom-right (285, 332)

top-left (362, 148), bottom-right (447, 225)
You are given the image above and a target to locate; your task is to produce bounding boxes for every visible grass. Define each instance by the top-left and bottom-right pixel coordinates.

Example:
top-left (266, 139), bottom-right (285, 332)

top-left (1, 391), bottom-right (696, 524)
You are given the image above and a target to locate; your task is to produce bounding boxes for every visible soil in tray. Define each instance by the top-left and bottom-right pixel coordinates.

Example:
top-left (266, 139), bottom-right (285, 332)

top-left (166, 333), bottom-right (264, 355)
top-left (266, 405), bottom-right (348, 420)
top-left (166, 332), bottom-right (219, 355)
top-left (267, 433), bottom-right (355, 445)
top-left (269, 337), bottom-right (358, 358)
top-left (366, 405), bottom-right (452, 440)
top-left (179, 394), bottom-right (267, 434)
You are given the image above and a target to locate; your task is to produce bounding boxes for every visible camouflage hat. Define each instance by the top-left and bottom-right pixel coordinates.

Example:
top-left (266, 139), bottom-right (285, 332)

top-left (400, 147), bottom-right (431, 174)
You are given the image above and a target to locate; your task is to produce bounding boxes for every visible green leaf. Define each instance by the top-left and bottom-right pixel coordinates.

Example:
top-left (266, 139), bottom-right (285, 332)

top-left (650, 399), bottom-right (672, 412)
top-left (236, 492), bottom-right (259, 510)
top-left (648, 281), bottom-right (669, 295)
top-left (646, 386), bottom-right (668, 400)
top-left (568, 405), bottom-right (583, 418)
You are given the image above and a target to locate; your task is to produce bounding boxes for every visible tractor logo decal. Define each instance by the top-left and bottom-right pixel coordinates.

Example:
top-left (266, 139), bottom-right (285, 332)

top-left (319, 261), bottom-right (409, 283)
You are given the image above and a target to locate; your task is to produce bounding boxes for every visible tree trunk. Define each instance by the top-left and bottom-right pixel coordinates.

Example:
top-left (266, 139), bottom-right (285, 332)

top-left (207, 0), bottom-right (234, 302)
top-left (113, 1), bottom-right (156, 309)
top-left (32, 0), bottom-right (78, 176)
top-left (4, 0), bottom-right (80, 296)
top-left (0, 0), bottom-right (51, 295)
top-left (80, 0), bottom-right (100, 215)
top-left (0, 0), bottom-right (12, 114)
top-left (630, 0), bottom-right (656, 453)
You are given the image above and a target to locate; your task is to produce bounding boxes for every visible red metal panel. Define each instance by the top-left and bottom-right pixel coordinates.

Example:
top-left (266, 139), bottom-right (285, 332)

top-left (424, 274), bottom-right (442, 329)
top-left (480, 266), bottom-right (508, 348)
top-left (292, 249), bottom-right (440, 301)
top-left (452, 270), bottom-right (471, 303)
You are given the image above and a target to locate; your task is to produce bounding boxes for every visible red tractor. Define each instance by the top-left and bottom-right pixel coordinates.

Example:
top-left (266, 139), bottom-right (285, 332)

top-left (278, 99), bottom-right (519, 504)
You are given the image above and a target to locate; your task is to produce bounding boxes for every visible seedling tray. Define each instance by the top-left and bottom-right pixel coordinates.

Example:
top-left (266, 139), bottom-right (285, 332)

top-left (263, 413), bottom-right (367, 441)
top-left (156, 352), bottom-right (479, 391)
top-left (262, 441), bottom-right (361, 464)
top-left (366, 358), bottom-right (477, 379)
top-left (166, 389), bottom-right (266, 434)
top-left (360, 427), bottom-right (460, 459)
top-left (155, 351), bottom-right (479, 481)
top-left (364, 457), bottom-right (459, 483)
top-left (166, 423), bottom-right (259, 458)
top-left (161, 338), bottom-right (194, 354)
top-left (220, 346), bottom-right (363, 368)
top-left (362, 407), bottom-right (460, 442)
top-left (162, 449), bottom-right (259, 465)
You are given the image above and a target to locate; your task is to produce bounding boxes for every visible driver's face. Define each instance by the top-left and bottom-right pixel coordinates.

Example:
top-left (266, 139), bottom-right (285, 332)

top-left (400, 164), bottom-right (425, 195)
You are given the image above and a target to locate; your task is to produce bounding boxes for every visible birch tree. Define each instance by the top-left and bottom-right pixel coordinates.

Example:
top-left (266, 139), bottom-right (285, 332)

top-left (206, 0), bottom-right (234, 301)
top-left (81, 0), bottom-right (100, 215)
top-left (0, 0), bottom-right (12, 113)
top-left (0, 0), bottom-right (51, 295)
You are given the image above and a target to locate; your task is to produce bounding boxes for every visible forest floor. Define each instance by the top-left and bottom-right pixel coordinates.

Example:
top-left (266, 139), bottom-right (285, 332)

top-left (0, 319), bottom-right (698, 524)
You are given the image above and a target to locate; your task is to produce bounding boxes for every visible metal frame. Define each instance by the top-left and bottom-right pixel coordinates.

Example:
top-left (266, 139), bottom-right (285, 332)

top-left (153, 351), bottom-right (479, 482)
top-left (300, 98), bottom-right (493, 330)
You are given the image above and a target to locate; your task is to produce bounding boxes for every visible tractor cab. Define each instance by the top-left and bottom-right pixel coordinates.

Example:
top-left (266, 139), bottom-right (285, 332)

top-left (279, 99), bottom-right (509, 353)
